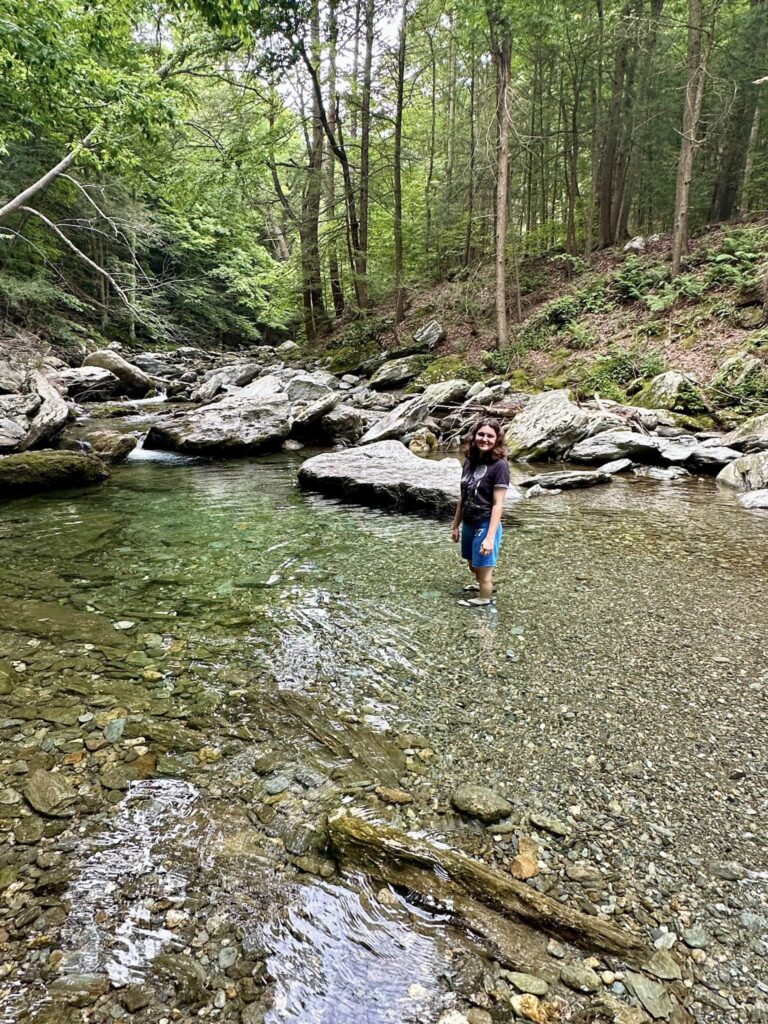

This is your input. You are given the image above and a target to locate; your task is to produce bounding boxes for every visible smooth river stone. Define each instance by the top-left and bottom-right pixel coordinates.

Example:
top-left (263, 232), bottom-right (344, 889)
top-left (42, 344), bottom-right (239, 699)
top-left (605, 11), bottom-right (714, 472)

top-left (450, 784), bottom-right (512, 824)
top-left (24, 769), bottom-right (77, 817)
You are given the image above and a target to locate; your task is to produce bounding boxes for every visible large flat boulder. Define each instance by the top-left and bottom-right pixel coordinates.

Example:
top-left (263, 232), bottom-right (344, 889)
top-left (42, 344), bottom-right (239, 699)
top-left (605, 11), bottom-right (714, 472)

top-left (298, 440), bottom-right (521, 517)
top-left (191, 362), bottom-right (262, 403)
top-left (0, 450), bottom-right (110, 498)
top-left (83, 350), bottom-right (154, 396)
top-left (568, 429), bottom-right (661, 464)
top-left (53, 366), bottom-right (122, 402)
top-left (505, 390), bottom-right (591, 460)
top-left (721, 412), bottom-right (768, 453)
top-left (717, 451), bottom-right (768, 492)
top-left (144, 375), bottom-right (291, 455)
top-left (359, 379), bottom-right (470, 444)
top-left (369, 355), bottom-right (427, 391)
top-left (285, 371), bottom-right (337, 403)
top-left (0, 371), bottom-right (68, 454)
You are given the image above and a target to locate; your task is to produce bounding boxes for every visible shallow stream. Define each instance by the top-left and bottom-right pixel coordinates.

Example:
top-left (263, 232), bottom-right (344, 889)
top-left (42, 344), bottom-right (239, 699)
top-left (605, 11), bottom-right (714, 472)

top-left (0, 447), bottom-right (766, 1022)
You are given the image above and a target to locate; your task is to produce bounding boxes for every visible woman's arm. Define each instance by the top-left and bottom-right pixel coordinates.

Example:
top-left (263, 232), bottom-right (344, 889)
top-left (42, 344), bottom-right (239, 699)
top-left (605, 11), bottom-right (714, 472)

top-left (451, 497), bottom-right (463, 541)
top-left (479, 488), bottom-right (505, 554)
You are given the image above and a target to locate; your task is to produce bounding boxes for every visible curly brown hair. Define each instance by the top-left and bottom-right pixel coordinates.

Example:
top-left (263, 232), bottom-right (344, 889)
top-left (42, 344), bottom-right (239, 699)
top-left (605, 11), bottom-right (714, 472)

top-left (462, 417), bottom-right (508, 464)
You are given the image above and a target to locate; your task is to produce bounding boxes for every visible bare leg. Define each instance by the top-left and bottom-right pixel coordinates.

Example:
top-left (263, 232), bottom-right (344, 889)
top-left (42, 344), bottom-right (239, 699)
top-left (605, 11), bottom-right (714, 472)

top-left (475, 566), bottom-right (494, 600)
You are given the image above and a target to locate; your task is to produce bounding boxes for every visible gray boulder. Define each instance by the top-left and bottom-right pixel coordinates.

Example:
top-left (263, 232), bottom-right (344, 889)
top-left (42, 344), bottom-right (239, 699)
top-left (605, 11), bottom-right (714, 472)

top-left (569, 429), bottom-right (660, 464)
top-left (721, 412), bottom-right (768, 452)
top-left (53, 366), bottom-right (122, 402)
top-left (0, 372), bottom-right (68, 454)
top-left (83, 350), bottom-right (154, 396)
top-left (600, 458), bottom-right (634, 474)
top-left (688, 442), bottom-right (741, 469)
top-left (710, 353), bottom-right (768, 407)
top-left (286, 371), bottom-right (336, 404)
top-left (359, 379), bottom-right (470, 444)
top-left (191, 362), bottom-right (262, 403)
top-left (320, 404), bottom-right (368, 444)
top-left (505, 390), bottom-right (591, 460)
top-left (291, 393), bottom-right (340, 429)
top-left (520, 469), bottom-right (611, 490)
top-left (412, 319), bottom-right (445, 351)
top-left (298, 439), bottom-right (520, 517)
top-left (633, 465), bottom-right (690, 481)
top-left (717, 450), bottom-right (768, 492)
top-left (739, 489), bottom-right (768, 510)
top-left (369, 355), bottom-right (427, 391)
top-left (144, 375), bottom-right (291, 456)
top-left (0, 450), bottom-right (110, 497)
top-left (655, 434), bottom-right (699, 463)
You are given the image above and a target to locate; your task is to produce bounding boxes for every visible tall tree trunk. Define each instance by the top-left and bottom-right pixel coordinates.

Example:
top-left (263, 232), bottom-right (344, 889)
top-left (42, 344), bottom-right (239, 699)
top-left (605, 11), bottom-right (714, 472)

top-left (326, 0), bottom-right (345, 316)
top-left (300, 3), bottom-right (328, 339)
top-left (425, 31), bottom-right (437, 252)
top-left (671, 0), bottom-right (717, 276)
top-left (709, 0), bottom-right (767, 221)
top-left (393, 0), bottom-right (408, 322)
top-left (585, 0), bottom-right (605, 256)
top-left (464, 43), bottom-right (477, 267)
top-left (487, 4), bottom-right (512, 350)
top-left (740, 105), bottom-right (762, 214)
top-left (358, 0), bottom-right (375, 307)
top-left (599, 2), bottom-right (632, 247)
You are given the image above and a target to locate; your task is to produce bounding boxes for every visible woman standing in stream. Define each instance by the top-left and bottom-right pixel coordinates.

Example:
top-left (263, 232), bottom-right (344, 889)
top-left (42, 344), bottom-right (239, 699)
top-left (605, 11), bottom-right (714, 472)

top-left (451, 418), bottom-right (510, 607)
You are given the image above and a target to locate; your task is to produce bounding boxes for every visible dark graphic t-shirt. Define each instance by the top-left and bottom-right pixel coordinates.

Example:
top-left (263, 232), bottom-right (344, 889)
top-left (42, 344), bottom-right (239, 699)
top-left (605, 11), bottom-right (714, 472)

top-left (460, 457), bottom-right (510, 524)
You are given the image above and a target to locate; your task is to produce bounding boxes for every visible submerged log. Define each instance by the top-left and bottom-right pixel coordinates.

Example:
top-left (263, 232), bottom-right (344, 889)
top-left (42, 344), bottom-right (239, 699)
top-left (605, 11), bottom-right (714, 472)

top-left (329, 812), bottom-right (650, 966)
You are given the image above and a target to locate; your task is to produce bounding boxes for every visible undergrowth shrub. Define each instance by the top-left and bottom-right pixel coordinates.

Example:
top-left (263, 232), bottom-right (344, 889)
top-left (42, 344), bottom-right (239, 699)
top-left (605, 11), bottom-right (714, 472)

top-left (577, 347), bottom-right (667, 401)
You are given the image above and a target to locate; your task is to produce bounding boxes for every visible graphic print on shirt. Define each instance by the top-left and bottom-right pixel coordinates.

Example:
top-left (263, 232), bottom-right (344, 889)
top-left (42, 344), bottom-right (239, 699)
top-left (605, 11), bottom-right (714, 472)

top-left (462, 463), bottom-right (488, 523)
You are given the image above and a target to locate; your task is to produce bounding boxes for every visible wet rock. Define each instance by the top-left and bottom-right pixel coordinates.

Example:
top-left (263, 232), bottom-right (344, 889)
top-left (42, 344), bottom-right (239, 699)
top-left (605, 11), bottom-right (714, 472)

top-left (520, 469), bottom-right (611, 490)
top-left (503, 971), bottom-right (548, 996)
top-left (48, 973), bottom-right (110, 1007)
top-left (646, 949), bottom-right (682, 981)
top-left (264, 774), bottom-right (290, 796)
top-left (14, 816), bottom-right (44, 843)
top-left (24, 769), bottom-right (77, 817)
top-left (681, 926), bottom-right (709, 949)
top-left (407, 427), bottom-right (438, 454)
top-left (625, 971), bottom-right (673, 1019)
top-left (505, 390), bottom-right (591, 460)
top-left (451, 784), bottom-right (512, 824)
top-left (219, 945), bottom-right (239, 970)
top-left (560, 962), bottom-right (601, 993)
top-left (633, 465), bottom-right (690, 481)
top-left (291, 392), bottom-right (339, 430)
top-left (717, 450), bottom-right (768, 491)
top-left (286, 371), bottom-right (337, 404)
top-left (83, 350), bottom-right (154, 396)
top-left (739, 488), bottom-right (768, 509)
top-left (53, 366), bottom-right (122, 402)
top-left (370, 355), bottom-right (428, 390)
top-left (99, 763), bottom-right (139, 790)
top-left (153, 952), bottom-right (208, 1005)
top-left (298, 440), bottom-right (520, 517)
top-left (103, 717), bottom-right (126, 742)
top-left (81, 430), bottom-right (136, 464)
top-left (437, 1013), bottom-right (470, 1024)
top-left (359, 379), bottom-right (470, 444)
top-left (191, 362), bottom-right (262, 403)
top-left (565, 862), bottom-right (603, 884)
top-left (145, 375), bottom-right (292, 456)
top-left (711, 860), bottom-right (746, 881)
top-left (0, 450), bottom-right (109, 498)
top-left (600, 457), bottom-right (634, 474)
top-left (120, 986), bottom-right (152, 1013)
top-left (634, 371), bottom-right (706, 415)
top-left (375, 785), bottom-right (414, 805)
top-left (466, 1011), bottom-right (492, 1024)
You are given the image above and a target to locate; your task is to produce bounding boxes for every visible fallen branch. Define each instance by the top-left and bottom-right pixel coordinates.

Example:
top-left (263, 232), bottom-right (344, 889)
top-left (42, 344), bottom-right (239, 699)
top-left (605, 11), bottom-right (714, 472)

top-left (329, 812), bottom-right (650, 965)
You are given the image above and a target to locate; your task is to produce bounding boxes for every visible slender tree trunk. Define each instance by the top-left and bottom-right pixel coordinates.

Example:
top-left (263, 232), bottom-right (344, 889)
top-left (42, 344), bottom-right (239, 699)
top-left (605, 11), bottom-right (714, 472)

top-left (446, 7), bottom-right (457, 197)
top-left (487, 5), bottom-right (512, 349)
top-left (599, 2), bottom-right (632, 247)
top-left (425, 31), bottom-right (437, 252)
top-left (671, 0), bottom-right (717, 276)
top-left (393, 0), bottom-right (408, 322)
top-left (358, 0), bottom-right (375, 307)
top-left (585, 0), bottom-right (605, 256)
top-left (326, 0), bottom-right (345, 316)
top-left (464, 43), bottom-right (477, 267)
top-left (740, 105), bottom-right (762, 214)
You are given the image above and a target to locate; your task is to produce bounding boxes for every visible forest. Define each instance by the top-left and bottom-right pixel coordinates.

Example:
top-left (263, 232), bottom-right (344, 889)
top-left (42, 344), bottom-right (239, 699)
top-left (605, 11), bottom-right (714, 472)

top-left (1, 0), bottom-right (766, 357)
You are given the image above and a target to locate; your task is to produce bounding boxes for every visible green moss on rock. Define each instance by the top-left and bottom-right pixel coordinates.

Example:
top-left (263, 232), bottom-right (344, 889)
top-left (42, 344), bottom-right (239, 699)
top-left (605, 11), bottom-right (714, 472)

top-left (414, 355), bottom-right (484, 387)
top-left (0, 450), bottom-right (110, 498)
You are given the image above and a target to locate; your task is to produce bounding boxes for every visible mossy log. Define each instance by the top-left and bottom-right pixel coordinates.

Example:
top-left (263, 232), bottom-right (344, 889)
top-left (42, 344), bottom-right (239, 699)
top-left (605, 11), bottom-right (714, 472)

top-left (329, 812), bottom-right (649, 967)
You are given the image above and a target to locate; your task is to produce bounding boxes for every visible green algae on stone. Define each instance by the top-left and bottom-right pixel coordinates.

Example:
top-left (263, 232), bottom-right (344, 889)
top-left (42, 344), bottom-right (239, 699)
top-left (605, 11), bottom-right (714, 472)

top-left (0, 450), bottom-right (109, 497)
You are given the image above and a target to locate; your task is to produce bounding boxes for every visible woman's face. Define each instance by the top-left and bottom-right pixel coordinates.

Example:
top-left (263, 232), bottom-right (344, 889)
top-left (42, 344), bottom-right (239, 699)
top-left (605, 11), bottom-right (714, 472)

top-left (474, 425), bottom-right (497, 453)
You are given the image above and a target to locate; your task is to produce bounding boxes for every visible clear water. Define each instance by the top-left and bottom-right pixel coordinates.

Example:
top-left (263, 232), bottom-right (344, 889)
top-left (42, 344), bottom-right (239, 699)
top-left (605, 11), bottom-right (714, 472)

top-left (1, 451), bottom-right (766, 1020)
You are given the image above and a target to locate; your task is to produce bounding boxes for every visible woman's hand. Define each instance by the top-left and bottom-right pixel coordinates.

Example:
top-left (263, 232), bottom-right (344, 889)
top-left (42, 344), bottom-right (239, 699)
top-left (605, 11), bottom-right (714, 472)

top-left (451, 525), bottom-right (460, 543)
top-left (479, 534), bottom-right (494, 555)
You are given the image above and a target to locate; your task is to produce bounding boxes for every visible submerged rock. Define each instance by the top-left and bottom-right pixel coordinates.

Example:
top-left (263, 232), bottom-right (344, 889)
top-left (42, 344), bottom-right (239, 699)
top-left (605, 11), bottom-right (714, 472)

top-left (505, 390), bottom-right (591, 460)
top-left (298, 440), bottom-right (520, 517)
top-left (24, 769), bottom-right (78, 817)
top-left (0, 450), bottom-right (110, 498)
top-left (145, 375), bottom-right (292, 455)
top-left (451, 783), bottom-right (512, 823)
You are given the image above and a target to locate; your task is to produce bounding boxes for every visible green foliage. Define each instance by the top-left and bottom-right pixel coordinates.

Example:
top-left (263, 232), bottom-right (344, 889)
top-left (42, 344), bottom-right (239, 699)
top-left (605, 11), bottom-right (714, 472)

top-left (610, 257), bottom-right (668, 304)
top-left (414, 355), bottom-right (484, 386)
top-left (578, 347), bottom-right (667, 402)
